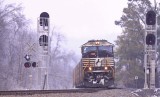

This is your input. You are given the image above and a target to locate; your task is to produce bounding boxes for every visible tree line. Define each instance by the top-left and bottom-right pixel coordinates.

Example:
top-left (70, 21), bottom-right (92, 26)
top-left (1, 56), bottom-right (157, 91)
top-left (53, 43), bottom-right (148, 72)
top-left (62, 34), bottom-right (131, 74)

top-left (115, 0), bottom-right (160, 88)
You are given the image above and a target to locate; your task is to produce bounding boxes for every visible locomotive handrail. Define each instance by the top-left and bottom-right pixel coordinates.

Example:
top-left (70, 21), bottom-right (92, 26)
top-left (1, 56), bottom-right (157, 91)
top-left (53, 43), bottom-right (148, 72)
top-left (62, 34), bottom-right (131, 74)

top-left (109, 66), bottom-right (115, 79)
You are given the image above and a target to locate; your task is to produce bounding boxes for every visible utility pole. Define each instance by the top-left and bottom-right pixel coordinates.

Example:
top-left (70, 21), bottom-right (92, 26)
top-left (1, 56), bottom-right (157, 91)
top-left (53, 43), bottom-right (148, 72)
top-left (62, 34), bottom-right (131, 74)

top-left (37, 12), bottom-right (50, 90)
top-left (144, 10), bottom-right (157, 89)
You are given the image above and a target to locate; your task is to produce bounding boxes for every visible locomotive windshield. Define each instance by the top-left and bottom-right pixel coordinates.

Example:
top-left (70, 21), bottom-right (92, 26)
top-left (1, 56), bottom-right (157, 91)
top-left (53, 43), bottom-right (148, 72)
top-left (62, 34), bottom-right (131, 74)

top-left (83, 46), bottom-right (97, 53)
top-left (82, 46), bottom-right (113, 58)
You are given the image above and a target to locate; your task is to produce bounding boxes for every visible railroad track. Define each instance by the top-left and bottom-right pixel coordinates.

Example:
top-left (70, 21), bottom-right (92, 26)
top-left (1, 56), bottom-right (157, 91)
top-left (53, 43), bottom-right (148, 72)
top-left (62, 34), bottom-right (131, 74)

top-left (0, 87), bottom-right (121, 96)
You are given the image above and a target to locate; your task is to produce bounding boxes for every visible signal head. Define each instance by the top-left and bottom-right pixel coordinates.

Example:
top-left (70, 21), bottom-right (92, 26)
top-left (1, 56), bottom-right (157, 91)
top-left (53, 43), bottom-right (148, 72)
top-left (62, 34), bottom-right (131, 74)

top-left (32, 62), bottom-right (37, 67)
top-left (39, 35), bottom-right (48, 46)
top-left (146, 34), bottom-right (156, 45)
top-left (146, 10), bottom-right (156, 25)
top-left (24, 62), bottom-right (31, 68)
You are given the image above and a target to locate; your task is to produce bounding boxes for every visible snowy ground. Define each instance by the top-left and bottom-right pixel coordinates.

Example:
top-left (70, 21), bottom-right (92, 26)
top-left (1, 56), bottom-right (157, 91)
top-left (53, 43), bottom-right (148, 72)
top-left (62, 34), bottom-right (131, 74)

top-left (131, 88), bottom-right (160, 97)
top-left (0, 88), bottom-right (137, 97)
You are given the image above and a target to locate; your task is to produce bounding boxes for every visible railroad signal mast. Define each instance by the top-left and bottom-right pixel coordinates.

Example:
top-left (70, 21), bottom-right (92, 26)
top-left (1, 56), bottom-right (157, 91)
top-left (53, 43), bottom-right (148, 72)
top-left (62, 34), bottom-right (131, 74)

top-left (144, 10), bottom-right (157, 89)
top-left (37, 12), bottom-right (50, 90)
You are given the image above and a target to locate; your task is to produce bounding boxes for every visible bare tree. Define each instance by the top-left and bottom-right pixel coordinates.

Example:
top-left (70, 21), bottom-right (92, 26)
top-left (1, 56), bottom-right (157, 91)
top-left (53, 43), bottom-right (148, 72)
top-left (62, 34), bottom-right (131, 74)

top-left (49, 31), bottom-right (78, 89)
top-left (0, 0), bottom-right (32, 90)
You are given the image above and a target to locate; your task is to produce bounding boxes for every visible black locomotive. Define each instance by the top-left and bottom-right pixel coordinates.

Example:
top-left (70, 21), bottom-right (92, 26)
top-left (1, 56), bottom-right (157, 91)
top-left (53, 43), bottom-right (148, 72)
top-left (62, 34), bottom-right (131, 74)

top-left (73, 40), bottom-right (115, 88)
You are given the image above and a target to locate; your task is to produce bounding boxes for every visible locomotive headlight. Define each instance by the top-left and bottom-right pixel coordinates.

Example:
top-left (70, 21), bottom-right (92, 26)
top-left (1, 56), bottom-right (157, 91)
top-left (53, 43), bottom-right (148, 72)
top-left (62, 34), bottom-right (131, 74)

top-left (104, 67), bottom-right (108, 70)
top-left (89, 67), bottom-right (92, 71)
top-left (95, 41), bottom-right (100, 45)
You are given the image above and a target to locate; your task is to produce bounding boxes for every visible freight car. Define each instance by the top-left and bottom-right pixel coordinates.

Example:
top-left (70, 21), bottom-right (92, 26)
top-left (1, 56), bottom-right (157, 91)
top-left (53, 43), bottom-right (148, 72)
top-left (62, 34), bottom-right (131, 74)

top-left (73, 40), bottom-right (115, 88)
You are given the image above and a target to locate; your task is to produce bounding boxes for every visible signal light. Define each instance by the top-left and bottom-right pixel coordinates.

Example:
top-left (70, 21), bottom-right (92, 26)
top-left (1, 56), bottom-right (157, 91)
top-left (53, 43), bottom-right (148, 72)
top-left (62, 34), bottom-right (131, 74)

top-left (39, 35), bottom-right (48, 46)
top-left (40, 12), bottom-right (49, 27)
top-left (146, 10), bottom-right (156, 25)
top-left (24, 62), bottom-right (37, 68)
top-left (40, 18), bottom-right (48, 26)
top-left (24, 55), bottom-right (30, 61)
top-left (24, 62), bottom-right (31, 68)
top-left (32, 62), bottom-right (37, 67)
top-left (146, 34), bottom-right (156, 45)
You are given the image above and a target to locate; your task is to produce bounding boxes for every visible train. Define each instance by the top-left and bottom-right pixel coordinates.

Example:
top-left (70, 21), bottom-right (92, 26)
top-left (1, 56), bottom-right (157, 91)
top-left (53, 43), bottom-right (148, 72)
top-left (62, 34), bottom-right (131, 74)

top-left (73, 40), bottom-right (115, 88)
